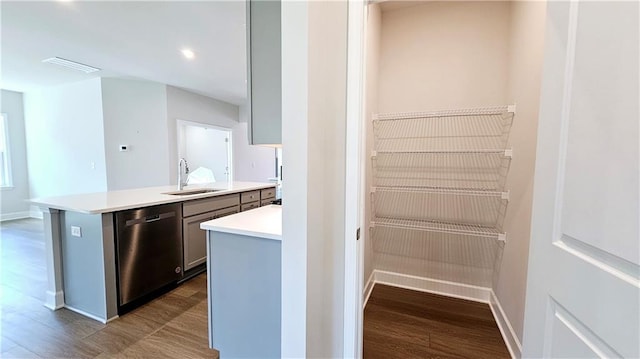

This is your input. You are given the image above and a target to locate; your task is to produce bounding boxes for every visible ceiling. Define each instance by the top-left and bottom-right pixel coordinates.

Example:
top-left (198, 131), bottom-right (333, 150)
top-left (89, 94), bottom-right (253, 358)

top-left (1, 1), bottom-right (247, 105)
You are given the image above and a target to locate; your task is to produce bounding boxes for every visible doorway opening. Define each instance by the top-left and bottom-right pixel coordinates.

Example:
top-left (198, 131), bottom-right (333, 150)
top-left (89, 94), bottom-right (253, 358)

top-left (177, 120), bottom-right (232, 184)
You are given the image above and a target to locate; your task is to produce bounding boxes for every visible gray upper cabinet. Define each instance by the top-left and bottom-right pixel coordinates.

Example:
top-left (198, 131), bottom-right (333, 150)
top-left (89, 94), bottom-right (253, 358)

top-left (246, 0), bottom-right (282, 145)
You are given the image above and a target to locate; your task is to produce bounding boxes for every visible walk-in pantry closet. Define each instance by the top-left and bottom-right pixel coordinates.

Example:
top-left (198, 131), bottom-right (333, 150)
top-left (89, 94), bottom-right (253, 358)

top-left (361, 1), bottom-right (546, 357)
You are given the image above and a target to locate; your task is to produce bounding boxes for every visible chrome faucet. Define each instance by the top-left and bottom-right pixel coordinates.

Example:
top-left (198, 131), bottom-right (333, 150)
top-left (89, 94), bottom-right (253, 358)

top-left (178, 158), bottom-right (190, 190)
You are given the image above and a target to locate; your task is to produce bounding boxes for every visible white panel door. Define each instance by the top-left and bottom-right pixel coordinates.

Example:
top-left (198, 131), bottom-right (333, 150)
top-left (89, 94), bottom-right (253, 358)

top-left (522, 1), bottom-right (639, 358)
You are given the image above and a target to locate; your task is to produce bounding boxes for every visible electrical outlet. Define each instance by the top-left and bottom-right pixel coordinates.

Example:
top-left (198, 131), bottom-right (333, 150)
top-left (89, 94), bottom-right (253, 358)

top-left (71, 226), bottom-right (82, 237)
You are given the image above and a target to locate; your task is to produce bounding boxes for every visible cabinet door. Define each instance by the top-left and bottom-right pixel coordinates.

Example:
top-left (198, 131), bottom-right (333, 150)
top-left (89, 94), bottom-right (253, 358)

top-left (247, 0), bottom-right (282, 145)
top-left (183, 206), bottom-right (241, 272)
top-left (183, 211), bottom-right (216, 271)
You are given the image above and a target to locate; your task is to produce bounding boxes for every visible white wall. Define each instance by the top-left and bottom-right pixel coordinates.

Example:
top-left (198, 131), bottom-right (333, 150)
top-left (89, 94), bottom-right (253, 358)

top-left (362, 3), bottom-right (381, 288)
top-left (306, 1), bottom-right (348, 357)
top-left (281, 1), bottom-right (349, 357)
top-left (24, 78), bottom-right (107, 199)
top-left (375, 1), bottom-right (511, 287)
top-left (378, 1), bottom-right (510, 113)
top-left (166, 85), bottom-right (274, 183)
top-left (0, 90), bottom-right (31, 218)
top-left (496, 0), bottom-right (547, 345)
top-left (232, 122), bottom-right (276, 182)
top-left (281, 1), bottom-right (309, 356)
top-left (101, 78), bottom-right (170, 190)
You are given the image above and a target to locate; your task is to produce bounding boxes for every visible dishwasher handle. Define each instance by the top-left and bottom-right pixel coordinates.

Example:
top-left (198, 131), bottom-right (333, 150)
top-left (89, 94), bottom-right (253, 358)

top-left (125, 211), bottom-right (176, 227)
top-left (145, 215), bottom-right (161, 223)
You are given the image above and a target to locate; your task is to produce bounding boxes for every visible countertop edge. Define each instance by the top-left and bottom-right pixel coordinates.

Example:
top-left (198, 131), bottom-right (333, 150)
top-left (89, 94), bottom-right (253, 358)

top-left (200, 225), bottom-right (282, 241)
top-left (200, 205), bottom-right (282, 241)
top-left (31, 183), bottom-right (277, 214)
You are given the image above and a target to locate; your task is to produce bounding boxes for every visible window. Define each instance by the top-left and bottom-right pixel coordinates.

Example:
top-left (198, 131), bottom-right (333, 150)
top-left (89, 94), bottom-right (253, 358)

top-left (0, 113), bottom-right (12, 187)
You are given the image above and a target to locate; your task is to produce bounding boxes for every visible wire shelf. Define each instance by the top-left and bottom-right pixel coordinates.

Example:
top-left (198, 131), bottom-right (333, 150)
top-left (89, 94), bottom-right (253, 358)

top-left (372, 226), bottom-right (502, 270)
top-left (372, 186), bottom-right (509, 198)
top-left (374, 105), bottom-right (515, 121)
top-left (372, 187), bottom-right (507, 228)
top-left (372, 151), bottom-right (511, 191)
top-left (371, 217), bottom-right (506, 241)
top-left (370, 106), bottom-right (515, 285)
top-left (374, 106), bottom-right (514, 152)
top-left (370, 104), bottom-right (514, 252)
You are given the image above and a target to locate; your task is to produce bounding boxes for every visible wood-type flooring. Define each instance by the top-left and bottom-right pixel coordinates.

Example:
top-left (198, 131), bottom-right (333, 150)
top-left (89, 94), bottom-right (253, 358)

top-left (0, 218), bottom-right (218, 358)
top-left (2, 218), bottom-right (509, 358)
top-left (363, 284), bottom-right (511, 359)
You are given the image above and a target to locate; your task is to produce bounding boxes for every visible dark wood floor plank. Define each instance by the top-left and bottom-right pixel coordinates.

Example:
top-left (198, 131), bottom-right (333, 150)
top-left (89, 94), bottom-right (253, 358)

top-left (1, 312), bottom-right (103, 359)
top-left (130, 291), bottom-right (201, 325)
top-left (0, 335), bottom-right (19, 353)
top-left (364, 284), bottom-right (510, 359)
top-left (430, 331), bottom-right (510, 359)
top-left (22, 304), bottom-right (107, 339)
top-left (0, 344), bottom-right (42, 358)
top-left (366, 301), bottom-right (502, 340)
top-left (82, 312), bottom-right (165, 354)
top-left (126, 325), bottom-right (219, 359)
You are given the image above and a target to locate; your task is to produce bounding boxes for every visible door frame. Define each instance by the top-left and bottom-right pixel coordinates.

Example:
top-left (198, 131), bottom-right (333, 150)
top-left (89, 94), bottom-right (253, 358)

top-left (343, 0), bottom-right (366, 357)
top-left (176, 119), bottom-right (233, 182)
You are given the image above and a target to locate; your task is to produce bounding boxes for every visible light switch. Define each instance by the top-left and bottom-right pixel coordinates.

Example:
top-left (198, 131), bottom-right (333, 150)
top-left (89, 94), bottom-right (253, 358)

top-left (71, 226), bottom-right (82, 237)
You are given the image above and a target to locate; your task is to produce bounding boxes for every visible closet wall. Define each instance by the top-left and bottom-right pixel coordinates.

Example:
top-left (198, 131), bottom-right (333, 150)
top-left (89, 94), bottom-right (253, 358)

top-left (363, 0), bottom-right (547, 346)
top-left (500, 1), bottom-right (546, 345)
top-left (378, 1), bottom-right (510, 112)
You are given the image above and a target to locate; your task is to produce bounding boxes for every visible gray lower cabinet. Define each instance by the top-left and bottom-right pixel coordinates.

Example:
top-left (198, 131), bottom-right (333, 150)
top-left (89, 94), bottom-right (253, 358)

top-left (182, 187), bottom-right (276, 270)
top-left (182, 194), bottom-right (240, 271)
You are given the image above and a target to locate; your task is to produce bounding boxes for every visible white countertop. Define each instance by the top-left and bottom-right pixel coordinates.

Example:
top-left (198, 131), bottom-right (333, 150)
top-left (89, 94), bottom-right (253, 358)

top-left (30, 182), bottom-right (276, 214)
top-left (200, 204), bottom-right (282, 241)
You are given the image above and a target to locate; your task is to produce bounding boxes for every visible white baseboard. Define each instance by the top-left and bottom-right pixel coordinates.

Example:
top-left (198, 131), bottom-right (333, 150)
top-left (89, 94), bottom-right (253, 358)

top-left (44, 290), bottom-right (65, 310)
top-left (64, 305), bottom-right (110, 324)
top-left (489, 291), bottom-right (522, 359)
top-left (363, 272), bottom-right (375, 308)
top-left (373, 270), bottom-right (491, 303)
top-left (0, 211), bottom-right (32, 222)
top-left (30, 209), bottom-right (43, 219)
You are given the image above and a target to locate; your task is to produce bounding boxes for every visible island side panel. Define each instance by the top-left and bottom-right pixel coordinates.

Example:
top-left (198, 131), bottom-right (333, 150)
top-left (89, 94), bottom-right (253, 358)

top-left (60, 211), bottom-right (109, 322)
top-left (209, 231), bottom-right (281, 358)
top-left (101, 213), bottom-right (118, 321)
top-left (41, 207), bottom-right (64, 310)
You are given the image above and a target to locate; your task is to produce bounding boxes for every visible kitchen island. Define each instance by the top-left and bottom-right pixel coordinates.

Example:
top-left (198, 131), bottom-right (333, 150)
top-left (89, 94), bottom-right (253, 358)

top-left (201, 205), bottom-right (281, 358)
top-left (30, 182), bottom-right (276, 323)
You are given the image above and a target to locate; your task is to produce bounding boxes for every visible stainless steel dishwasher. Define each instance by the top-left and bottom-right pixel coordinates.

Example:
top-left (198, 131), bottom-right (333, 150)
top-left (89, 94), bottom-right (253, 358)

top-left (115, 203), bottom-right (182, 309)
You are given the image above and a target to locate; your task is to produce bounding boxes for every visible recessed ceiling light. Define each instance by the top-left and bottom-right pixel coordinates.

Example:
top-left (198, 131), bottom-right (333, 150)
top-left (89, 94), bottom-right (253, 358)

top-left (181, 49), bottom-right (195, 60)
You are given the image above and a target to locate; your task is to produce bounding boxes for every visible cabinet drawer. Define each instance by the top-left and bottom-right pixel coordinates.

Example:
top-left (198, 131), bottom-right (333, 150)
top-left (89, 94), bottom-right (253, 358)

top-left (261, 187), bottom-right (276, 200)
top-left (261, 199), bottom-right (274, 206)
top-left (241, 202), bottom-right (260, 212)
top-left (241, 191), bottom-right (260, 204)
top-left (216, 205), bottom-right (240, 218)
top-left (183, 194), bottom-right (240, 217)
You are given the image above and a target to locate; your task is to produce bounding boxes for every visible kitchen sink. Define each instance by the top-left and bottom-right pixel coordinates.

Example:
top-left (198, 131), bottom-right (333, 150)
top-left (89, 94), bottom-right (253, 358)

top-left (163, 189), bottom-right (220, 196)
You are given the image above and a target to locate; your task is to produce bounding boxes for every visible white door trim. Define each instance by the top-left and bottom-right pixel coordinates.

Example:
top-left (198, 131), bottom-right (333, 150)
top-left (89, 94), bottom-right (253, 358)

top-left (176, 119), bottom-right (233, 182)
top-left (343, 0), bottom-right (366, 357)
